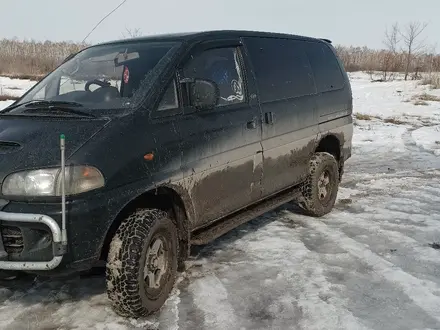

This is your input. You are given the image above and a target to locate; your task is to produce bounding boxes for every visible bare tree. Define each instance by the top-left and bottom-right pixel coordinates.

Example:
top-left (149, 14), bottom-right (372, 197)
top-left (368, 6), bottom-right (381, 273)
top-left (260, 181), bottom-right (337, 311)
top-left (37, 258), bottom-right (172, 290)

top-left (385, 23), bottom-right (400, 53)
top-left (426, 43), bottom-right (437, 76)
top-left (122, 27), bottom-right (143, 39)
top-left (400, 21), bottom-right (428, 80)
top-left (381, 22), bottom-right (400, 81)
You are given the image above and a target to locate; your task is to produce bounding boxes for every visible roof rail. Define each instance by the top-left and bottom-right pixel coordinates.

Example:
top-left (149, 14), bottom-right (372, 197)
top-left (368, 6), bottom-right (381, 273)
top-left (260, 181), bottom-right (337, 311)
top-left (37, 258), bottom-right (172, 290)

top-left (320, 38), bottom-right (332, 43)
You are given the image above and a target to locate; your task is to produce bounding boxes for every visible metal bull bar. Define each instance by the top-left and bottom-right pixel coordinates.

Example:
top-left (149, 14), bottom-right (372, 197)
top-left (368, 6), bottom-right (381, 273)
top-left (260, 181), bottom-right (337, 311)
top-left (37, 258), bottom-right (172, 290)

top-left (0, 212), bottom-right (65, 270)
top-left (0, 134), bottom-right (68, 271)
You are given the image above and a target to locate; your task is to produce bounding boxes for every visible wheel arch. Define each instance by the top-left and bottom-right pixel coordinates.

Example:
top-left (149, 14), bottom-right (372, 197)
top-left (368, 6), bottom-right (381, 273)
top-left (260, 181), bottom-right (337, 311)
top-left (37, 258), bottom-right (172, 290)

top-left (100, 184), bottom-right (194, 267)
top-left (315, 134), bottom-right (341, 162)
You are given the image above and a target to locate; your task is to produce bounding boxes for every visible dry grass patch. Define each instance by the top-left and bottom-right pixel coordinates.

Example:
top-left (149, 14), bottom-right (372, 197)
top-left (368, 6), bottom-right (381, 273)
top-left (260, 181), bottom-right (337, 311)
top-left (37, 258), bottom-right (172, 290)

top-left (384, 117), bottom-right (407, 125)
top-left (355, 113), bottom-right (373, 120)
top-left (411, 92), bottom-right (440, 105)
top-left (417, 93), bottom-right (440, 102)
top-left (420, 75), bottom-right (440, 89)
top-left (355, 113), bottom-right (378, 120)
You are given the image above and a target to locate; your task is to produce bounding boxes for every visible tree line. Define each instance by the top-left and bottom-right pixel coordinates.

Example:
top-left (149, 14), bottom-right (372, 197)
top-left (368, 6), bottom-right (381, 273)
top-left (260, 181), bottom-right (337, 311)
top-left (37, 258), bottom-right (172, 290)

top-left (0, 22), bottom-right (437, 83)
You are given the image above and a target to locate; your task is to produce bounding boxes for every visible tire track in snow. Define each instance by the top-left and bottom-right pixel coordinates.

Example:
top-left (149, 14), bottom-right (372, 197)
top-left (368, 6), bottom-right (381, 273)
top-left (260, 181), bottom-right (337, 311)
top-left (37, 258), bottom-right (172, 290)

top-left (291, 257), bottom-right (373, 330)
top-left (297, 218), bottom-right (440, 324)
top-left (205, 215), bottom-right (373, 330)
top-left (187, 273), bottom-right (238, 330)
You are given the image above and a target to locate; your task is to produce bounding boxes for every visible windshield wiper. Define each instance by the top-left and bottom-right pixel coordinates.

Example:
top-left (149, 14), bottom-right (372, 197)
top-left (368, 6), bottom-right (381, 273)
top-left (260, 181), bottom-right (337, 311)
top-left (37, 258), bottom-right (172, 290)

top-left (24, 100), bottom-right (84, 108)
top-left (2, 100), bottom-right (83, 112)
top-left (22, 106), bottom-right (96, 118)
top-left (2, 100), bottom-right (95, 118)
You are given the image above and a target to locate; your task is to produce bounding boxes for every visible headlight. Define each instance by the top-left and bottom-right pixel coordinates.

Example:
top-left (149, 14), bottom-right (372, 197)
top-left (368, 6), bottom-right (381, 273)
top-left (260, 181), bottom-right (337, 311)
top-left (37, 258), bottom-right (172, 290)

top-left (2, 166), bottom-right (105, 197)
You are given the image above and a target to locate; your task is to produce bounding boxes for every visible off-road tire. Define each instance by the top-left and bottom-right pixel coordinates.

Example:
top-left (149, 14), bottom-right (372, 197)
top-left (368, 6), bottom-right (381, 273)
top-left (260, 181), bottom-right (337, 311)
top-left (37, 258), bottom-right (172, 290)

top-left (299, 152), bottom-right (340, 217)
top-left (106, 208), bottom-right (178, 318)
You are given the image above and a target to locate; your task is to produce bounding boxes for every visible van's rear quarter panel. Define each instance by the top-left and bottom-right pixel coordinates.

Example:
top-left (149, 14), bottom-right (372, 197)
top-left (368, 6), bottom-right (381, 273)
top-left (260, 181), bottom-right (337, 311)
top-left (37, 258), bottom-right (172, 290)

top-left (316, 87), bottom-right (352, 121)
top-left (318, 115), bottom-right (353, 162)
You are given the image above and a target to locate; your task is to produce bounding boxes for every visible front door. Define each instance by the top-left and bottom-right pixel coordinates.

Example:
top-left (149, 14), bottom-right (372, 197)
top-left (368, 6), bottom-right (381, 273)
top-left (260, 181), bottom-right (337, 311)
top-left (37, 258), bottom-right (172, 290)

top-left (177, 41), bottom-right (263, 228)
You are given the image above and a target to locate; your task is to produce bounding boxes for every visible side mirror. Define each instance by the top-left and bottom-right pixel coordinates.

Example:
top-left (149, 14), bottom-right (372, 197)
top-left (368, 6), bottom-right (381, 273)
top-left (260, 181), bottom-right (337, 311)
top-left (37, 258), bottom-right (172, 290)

top-left (189, 79), bottom-right (219, 110)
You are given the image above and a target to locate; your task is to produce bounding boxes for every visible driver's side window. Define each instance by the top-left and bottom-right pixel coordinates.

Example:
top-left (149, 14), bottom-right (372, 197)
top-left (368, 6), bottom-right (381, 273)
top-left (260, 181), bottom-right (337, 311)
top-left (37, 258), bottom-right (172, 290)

top-left (182, 47), bottom-right (246, 107)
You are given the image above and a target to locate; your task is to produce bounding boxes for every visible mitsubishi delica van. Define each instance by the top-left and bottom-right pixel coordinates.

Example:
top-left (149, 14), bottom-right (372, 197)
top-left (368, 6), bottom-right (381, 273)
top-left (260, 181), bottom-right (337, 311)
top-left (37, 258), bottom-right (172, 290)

top-left (0, 30), bottom-right (353, 317)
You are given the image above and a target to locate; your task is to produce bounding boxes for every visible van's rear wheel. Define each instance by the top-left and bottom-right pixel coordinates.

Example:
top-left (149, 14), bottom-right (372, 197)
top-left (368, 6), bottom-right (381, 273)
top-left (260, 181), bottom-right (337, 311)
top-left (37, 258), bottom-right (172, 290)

top-left (299, 152), bottom-right (339, 217)
top-left (106, 208), bottom-right (178, 318)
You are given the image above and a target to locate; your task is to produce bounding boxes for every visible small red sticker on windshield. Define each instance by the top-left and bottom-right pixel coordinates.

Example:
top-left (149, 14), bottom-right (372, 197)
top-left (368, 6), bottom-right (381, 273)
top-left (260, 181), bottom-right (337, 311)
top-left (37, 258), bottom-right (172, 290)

top-left (123, 66), bottom-right (130, 83)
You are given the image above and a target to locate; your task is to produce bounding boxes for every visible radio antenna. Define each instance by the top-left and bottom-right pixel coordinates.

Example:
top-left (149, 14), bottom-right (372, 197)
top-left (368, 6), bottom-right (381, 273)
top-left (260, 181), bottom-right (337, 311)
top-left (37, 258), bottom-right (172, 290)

top-left (60, 134), bottom-right (67, 246)
top-left (82, 0), bottom-right (128, 44)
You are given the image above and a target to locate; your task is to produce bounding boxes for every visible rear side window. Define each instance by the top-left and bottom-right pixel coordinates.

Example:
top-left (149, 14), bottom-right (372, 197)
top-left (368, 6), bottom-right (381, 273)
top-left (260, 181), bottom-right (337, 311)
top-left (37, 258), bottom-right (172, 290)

top-left (304, 41), bottom-right (345, 92)
top-left (243, 37), bottom-right (315, 103)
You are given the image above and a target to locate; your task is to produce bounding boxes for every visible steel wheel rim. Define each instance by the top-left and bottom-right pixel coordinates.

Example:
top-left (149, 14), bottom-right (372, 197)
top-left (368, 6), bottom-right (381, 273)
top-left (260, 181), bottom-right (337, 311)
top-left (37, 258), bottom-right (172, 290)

top-left (318, 169), bottom-right (332, 202)
top-left (143, 233), bottom-right (170, 299)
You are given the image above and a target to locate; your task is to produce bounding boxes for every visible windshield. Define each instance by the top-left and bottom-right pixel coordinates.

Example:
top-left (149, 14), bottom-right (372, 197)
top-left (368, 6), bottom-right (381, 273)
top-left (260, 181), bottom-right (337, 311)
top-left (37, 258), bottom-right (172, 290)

top-left (13, 41), bottom-right (181, 111)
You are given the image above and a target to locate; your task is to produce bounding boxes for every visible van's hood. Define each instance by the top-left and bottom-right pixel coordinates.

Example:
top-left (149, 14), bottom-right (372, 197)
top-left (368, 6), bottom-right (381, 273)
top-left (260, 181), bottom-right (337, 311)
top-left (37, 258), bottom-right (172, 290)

top-left (0, 116), bottom-right (110, 182)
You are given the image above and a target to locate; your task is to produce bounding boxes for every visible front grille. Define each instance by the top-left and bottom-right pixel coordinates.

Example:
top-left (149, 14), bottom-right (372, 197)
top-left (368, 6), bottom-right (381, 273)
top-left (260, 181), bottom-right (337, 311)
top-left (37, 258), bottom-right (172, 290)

top-left (1, 226), bottom-right (24, 254)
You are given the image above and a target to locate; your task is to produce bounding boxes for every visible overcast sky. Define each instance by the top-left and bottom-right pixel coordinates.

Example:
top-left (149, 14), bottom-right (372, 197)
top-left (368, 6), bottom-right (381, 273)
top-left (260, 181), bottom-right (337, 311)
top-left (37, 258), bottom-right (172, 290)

top-left (0, 0), bottom-right (437, 50)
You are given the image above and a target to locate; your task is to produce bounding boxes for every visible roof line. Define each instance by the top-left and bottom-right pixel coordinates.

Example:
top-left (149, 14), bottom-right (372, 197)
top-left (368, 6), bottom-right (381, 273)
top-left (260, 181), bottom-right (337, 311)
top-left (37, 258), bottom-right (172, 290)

top-left (92, 30), bottom-right (330, 47)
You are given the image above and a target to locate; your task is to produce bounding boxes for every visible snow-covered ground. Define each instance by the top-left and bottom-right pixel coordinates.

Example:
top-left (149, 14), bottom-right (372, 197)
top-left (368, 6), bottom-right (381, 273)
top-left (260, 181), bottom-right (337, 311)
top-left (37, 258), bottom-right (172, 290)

top-left (0, 76), bottom-right (36, 110)
top-left (0, 73), bottom-right (439, 330)
top-left (0, 76), bottom-right (35, 97)
top-left (0, 100), bottom-right (14, 110)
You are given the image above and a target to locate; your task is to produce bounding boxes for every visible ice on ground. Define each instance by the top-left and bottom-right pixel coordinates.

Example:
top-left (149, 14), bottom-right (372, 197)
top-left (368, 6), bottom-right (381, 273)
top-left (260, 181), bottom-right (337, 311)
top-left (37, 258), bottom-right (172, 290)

top-left (0, 72), bottom-right (439, 329)
top-left (353, 120), bottom-right (408, 153)
top-left (412, 125), bottom-right (440, 155)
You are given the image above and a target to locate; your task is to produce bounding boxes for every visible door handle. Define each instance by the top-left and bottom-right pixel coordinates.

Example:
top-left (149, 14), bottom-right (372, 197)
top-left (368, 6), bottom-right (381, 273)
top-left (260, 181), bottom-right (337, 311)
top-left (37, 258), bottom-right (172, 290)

top-left (246, 119), bottom-right (257, 129)
top-left (265, 112), bottom-right (274, 124)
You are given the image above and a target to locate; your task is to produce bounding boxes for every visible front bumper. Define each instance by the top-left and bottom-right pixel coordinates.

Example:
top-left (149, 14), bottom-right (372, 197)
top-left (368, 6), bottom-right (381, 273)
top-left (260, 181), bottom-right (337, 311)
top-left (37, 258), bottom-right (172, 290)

top-left (0, 179), bottom-right (157, 274)
top-left (0, 211), bottom-right (67, 270)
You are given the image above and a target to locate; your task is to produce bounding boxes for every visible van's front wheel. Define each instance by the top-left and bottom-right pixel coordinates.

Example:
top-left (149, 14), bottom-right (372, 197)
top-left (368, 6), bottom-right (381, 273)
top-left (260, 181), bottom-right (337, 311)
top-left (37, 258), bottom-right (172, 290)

top-left (106, 209), bottom-right (178, 318)
top-left (299, 152), bottom-right (340, 217)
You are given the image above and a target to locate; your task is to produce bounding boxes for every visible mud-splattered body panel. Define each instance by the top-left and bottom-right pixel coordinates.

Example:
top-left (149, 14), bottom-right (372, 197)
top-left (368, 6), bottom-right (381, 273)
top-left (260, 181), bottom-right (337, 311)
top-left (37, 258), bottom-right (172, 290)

top-left (243, 37), bottom-right (319, 198)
